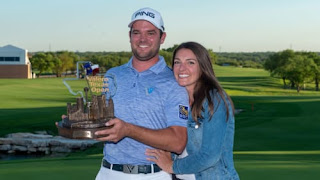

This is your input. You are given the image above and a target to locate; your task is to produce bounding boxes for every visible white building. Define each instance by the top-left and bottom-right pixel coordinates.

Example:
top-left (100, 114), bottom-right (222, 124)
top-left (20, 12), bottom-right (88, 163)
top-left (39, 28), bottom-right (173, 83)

top-left (0, 45), bottom-right (33, 78)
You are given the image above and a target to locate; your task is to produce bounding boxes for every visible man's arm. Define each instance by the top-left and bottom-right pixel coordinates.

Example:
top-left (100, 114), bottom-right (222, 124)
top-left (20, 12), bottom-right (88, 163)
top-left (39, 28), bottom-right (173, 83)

top-left (95, 118), bottom-right (187, 154)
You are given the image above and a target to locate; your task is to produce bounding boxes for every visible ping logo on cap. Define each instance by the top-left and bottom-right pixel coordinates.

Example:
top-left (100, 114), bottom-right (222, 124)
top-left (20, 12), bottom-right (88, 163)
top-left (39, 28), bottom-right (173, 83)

top-left (129, 7), bottom-right (165, 32)
top-left (135, 11), bottom-right (155, 19)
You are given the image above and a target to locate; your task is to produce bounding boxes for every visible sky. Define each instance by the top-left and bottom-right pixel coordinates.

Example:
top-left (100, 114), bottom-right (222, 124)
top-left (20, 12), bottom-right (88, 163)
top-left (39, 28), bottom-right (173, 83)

top-left (1, 0), bottom-right (320, 52)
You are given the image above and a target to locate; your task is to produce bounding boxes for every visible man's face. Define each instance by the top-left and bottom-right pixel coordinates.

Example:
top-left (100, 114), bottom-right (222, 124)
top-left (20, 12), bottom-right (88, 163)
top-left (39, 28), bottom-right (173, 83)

top-left (129, 20), bottom-right (166, 61)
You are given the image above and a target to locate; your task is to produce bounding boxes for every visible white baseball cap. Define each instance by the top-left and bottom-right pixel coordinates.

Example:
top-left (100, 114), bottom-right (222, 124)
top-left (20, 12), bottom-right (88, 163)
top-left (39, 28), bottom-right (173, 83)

top-left (128, 7), bottom-right (165, 32)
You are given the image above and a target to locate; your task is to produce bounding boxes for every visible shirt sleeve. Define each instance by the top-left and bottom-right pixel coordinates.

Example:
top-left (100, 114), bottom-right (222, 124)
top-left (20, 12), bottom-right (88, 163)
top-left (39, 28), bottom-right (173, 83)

top-left (164, 83), bottom-right (189, 127)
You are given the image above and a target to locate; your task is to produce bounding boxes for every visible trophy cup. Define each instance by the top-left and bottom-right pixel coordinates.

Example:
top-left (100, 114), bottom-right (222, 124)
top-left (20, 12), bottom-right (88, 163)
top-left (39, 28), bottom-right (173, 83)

top-left (57, 74), bottom-right (116, 139)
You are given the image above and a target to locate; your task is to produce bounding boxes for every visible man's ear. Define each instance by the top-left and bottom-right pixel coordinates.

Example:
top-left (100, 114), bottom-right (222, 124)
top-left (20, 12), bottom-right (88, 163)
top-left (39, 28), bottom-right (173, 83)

top-left (160, 32), bottom-right (166, 44)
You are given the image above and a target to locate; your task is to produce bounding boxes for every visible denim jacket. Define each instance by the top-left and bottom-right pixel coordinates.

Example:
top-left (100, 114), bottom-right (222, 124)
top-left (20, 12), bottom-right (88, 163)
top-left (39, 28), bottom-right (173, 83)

top-left (173, 92), bottom-right (240, 180)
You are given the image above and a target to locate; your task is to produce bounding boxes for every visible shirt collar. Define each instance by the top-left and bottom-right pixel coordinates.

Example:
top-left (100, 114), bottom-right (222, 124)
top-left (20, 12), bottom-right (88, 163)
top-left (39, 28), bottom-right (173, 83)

top-left (125, 56), bottom-right (167, 74)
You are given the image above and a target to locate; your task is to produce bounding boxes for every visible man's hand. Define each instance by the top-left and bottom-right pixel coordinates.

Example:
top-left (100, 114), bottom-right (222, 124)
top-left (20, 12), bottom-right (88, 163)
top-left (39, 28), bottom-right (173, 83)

top-left (95, 118), bottom-right (187, 154)
top-left (95, 118), bottom-right (130, 142)
top-left (55, 115), bottom-right (67, 127)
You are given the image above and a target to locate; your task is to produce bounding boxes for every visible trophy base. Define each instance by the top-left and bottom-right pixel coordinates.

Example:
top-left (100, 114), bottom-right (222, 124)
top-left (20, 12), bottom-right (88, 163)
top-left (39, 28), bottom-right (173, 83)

top-left (57, 121), bottom-right (110, 139)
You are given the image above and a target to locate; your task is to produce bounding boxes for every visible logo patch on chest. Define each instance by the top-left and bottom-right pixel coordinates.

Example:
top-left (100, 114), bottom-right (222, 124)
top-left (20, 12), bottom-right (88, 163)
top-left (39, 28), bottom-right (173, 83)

top-left (179, 105), bottom-right (188, 120)
top-left (145, 87), bottom-right (155, 95)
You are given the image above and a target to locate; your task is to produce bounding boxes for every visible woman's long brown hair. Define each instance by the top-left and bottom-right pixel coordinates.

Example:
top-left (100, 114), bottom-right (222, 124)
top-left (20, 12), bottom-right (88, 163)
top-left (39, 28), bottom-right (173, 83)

top-left (172, 42), bottom-right (234, 122)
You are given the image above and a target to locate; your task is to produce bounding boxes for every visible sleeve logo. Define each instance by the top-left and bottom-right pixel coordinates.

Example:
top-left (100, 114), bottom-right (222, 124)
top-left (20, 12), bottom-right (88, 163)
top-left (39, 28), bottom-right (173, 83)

top-left (179, 105), bottom-right (188, 120)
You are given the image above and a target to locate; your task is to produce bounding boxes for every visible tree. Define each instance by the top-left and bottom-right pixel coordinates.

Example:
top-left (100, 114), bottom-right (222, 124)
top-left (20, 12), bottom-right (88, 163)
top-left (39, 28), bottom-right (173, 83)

top-left (285, 55), bottom-right (317, 92)
top-left (313, 55), bottom-right (320, 91)
top-left (217, 52), bottom-right (272, 68)
top-left (264, 49), bottom-right (295, 88)
top-left (51, 56), bottom-right (63, 77)
top-left (162, 44), bottom-right (179, 52)
top-left (159, 50), bottom-right (173, 67)
top-left (30, 53), bottom-right (53, 77)
top-left (55, 51), bottom-right (77, 77)
top-left (208, 49), bottom-right (217, 65)
top-left (299, 52), bottom-right (320, 91)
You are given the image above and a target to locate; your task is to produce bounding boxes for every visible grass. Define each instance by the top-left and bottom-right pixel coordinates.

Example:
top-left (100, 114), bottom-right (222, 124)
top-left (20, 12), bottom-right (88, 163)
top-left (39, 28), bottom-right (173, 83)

top-left (0, 78), bottom-right (88, 136)
top-left (0, 156), bottom-right (103, 180)
top-left (1, 66), bottom-right (320, 179)
top-left (235, 152), bottom-right (320, 180)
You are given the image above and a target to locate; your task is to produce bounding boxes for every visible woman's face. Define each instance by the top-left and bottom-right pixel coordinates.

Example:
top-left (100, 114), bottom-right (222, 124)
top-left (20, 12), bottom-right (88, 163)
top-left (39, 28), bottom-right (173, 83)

top-left (173, 48), bottom-right (201, 92)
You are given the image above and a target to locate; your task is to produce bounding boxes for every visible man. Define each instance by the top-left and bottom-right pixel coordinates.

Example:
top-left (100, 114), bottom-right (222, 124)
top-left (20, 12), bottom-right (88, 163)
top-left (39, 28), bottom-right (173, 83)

top-left (94, 7), bottom-right (189, 180)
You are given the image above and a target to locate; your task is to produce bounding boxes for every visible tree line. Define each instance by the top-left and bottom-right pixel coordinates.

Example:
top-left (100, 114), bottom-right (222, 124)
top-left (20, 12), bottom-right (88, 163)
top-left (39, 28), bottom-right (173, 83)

top-left (30, 51), bottom-right (131, 77)
top-left (29, 45), bottom-right (218, 77)
top-left (216, 52), bottom-right (274, 68)
top-left (30, 46), bottom-right (266, 78)
top-left (264, 49), bottom-right (320, 92)
top-left (30, 47), bottom-right (320, 93)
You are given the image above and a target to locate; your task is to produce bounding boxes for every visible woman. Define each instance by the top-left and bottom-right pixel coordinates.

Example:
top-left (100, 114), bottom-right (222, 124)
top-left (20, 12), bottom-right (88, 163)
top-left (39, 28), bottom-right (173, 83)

top-left (146, 42), bottom-right (240, 179)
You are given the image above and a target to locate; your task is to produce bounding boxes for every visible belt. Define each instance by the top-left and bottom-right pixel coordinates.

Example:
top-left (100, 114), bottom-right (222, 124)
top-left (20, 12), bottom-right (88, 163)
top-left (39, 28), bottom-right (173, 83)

top-left (102, 159), bottom-right (162, 174)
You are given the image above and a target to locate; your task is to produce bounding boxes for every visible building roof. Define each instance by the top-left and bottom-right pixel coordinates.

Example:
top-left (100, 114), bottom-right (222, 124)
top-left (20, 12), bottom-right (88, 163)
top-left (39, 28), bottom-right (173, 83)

top-left (0, 45), bottom-right (26, 52)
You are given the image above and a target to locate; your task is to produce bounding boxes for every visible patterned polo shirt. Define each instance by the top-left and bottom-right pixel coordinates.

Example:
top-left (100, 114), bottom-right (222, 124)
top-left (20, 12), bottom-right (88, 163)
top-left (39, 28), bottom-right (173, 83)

top-left (103, 56), bottom-right (189, 165)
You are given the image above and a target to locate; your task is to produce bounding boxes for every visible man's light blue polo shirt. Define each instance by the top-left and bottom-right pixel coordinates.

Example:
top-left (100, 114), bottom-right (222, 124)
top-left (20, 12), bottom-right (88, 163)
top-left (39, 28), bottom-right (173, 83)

top-left (103, 56), bottom-right (189, 165)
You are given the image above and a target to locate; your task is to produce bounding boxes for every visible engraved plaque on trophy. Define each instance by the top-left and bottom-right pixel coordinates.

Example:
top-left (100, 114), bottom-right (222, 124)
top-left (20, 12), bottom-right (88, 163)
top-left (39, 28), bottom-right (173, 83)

top-left (57, 74), bottom-right (116, 139)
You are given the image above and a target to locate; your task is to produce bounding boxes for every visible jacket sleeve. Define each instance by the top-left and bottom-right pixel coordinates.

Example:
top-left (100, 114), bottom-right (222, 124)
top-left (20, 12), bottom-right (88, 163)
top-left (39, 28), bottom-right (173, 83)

top-left (173, 95), bottom-right (230, 174)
